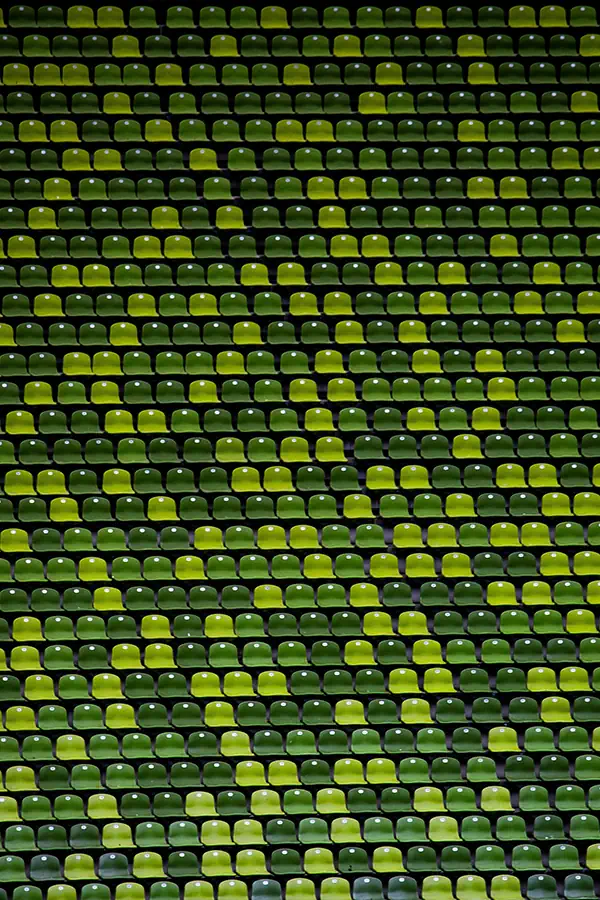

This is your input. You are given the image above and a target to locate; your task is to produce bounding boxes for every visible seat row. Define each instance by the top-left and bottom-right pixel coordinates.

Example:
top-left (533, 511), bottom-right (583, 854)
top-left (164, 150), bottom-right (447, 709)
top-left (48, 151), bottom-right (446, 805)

top-left (14, 33), bottom-right (600, 60)
top-left (109, 459), bottom-right (600, 488)
top-left (12, 59), bottom-right (600, 86)
top-left (6, 600), bottom-right (600, 631)
top-left (8, 407), bottom-right (596, 441)
top-left (6, 174), bottom-right (600, 203)
top-left (18, 233), bottom-right (600, 264)
top-left (0, 879), bottom-right (596, 900)
top-left (10, 627), bottom-right (600, 670)
top-left (6, 610), bottom-right (600, 641)
top-left (10, 457), bottom-right (600, 491)
top-left (0, 815), bottom-right (598, 857)
top-left (9, 545), bottom-right (600, 579)
top-left (6, 685), bottom-right (600, 732)
top-left (4, 396), bottom-right (600, 430)
top-left (8, 91), bottom-right (600, 118)
top-left (1, 801), bottom-right (600, 844)
top-left (7, 487), bottom-right (600, 522)
top-left (7, 749), bottom-right (600, 790)
top-left (6, 288), bottom-right (600, 317)
top-left (15, 201), bottom-right (600, 230)
top-left (0, 878), bottom-right (589, 900)
top-left (2, 696), bottom-right (600, 734)
top-left (0, 520), bottom-right (597, 552)
top-left (5, 4), bottom-right (599, 29)
top-left (12, 375), bottom-right (600, 410)
top-left (3, 517), bottom-right (600, 549)
top-left (32, 116), bottom-right (600, 143)
top-left (11, 260), bottom-right (600, 288)
top-left (1, 684), bottom-right (600, 723)
top-left (0, 576), bottom-right (593, 610)
top-left (7, 376), bottom-right (600, 407)
top-left (12, 32), bottom-right (600, 59)
top-left (18, 173), bottom-right (535, 201)
top-left (4, 344), bottom-right (600, 378)
top-left (7, 375), bottom-right (600, 408)
top-left (9, 316), bottom-right (600, 351)
top-left (7, 610), bottom-right (600, 641)
top-left (1, 805), bottom-right (600, 850)
top-left (4, 366), bottom-right (598, 395)
top-left (0, 845), bottom-right (595, 879)
top-left (12, 145), bottom-right (600, 173)
top-left (0, 1), bottom-right (596, 894)
top-left (4, 603), bottom-right (600, 636)
top-left (9, 258), bottom-right (600, 290)
top-left (0, 356), bottom-right (598, 384)
top-left (0, 808), bottom-right (594, 853)
top-left (0, 692), bottom-right (596, 726)
top-left (5, 348), bottom-right (600, 380)
top-left (12, 243), bottom-right (600, 268)
top-left (8, 432), bottom-right (600, 465)
top-left (11, 58), bottom-right (600, 86)
top-left (1, 431), bottom-right (598, 463)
